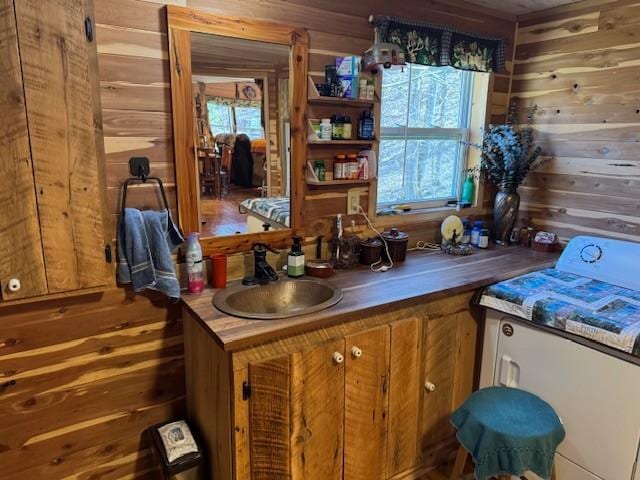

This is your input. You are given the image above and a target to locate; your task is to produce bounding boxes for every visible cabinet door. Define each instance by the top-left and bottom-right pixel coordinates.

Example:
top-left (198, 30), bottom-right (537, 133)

top-left (14, 0), bottom-right (109, 293)
top-left (291, 338), bottom-right (345, 480)
top-left (246, 340), bottom-right (345, 480)
top-left (248, 356), bottom-right (292, 480)
top-left (387, 317), bottom-right (423, 477)
top-left (344, 326), bottom-right (390, 480)
top-left (0, 0), bottom-right (47, 300)
top-left (418, 309), bottom-right (477, 459)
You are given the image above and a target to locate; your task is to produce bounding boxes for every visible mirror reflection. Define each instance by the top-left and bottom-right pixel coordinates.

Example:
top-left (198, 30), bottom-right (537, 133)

top-left (190, 32), bottom-right (291, 237)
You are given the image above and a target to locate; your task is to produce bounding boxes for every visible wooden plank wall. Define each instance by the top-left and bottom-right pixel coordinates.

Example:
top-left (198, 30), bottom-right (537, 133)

top-left (0, 290), bottom-right (184, 480)
top-left (0, 1), bottom-right (513, 479)
top-left (511, 0), bottom-right (640, 242)
top-left (94, 0), bottom-right (516, 239)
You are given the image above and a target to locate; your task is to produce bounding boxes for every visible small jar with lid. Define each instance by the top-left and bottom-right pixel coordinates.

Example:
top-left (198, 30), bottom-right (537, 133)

top-left (381, 227), bottom-right (409, 262)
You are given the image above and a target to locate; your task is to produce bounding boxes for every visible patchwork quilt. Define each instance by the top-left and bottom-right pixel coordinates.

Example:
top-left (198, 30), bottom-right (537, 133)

top-left (240, 197), bottom-right (290, 227)
top-left (480, 268), bottom-right (640, 357)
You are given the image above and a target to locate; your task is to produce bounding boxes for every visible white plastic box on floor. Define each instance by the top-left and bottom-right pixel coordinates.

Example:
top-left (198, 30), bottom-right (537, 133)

top-left (480, 310), bottom-right (640, 480)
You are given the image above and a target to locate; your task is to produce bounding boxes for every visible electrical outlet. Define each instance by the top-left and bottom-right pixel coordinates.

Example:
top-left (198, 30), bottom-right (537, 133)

top-left (347, 189), bottom-right (360, 215)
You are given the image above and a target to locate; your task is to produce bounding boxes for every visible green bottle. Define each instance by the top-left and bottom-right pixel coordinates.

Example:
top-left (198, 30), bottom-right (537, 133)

top-left (461, 173), bottom-right (475, 204)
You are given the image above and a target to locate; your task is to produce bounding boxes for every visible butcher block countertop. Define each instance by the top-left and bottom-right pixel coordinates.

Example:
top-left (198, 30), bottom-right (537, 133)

top-left (182, 246), bottom-right (559, 351)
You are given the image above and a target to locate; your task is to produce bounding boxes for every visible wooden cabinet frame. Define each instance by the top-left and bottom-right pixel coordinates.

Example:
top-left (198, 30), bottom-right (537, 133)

top-left (166, 6), bottom-right (308, 255)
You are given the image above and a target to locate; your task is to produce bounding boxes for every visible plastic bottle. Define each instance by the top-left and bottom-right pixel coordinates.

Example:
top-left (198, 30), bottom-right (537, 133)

top-left (358, 149), bottom-right (376, 178)
top-left (334, 154), bottom-right (346, 180)
top-left (314, 160), bottom-right (326, 181)
top-left (478, 228), bottom-right (490, 249)
top-left (331, 115), bottom-right (343, 140)
top-left (358, 110), bottom-right (375, 140)
top-left (470, 221), bottom-right (484, 247)
top-left (287, 236), bottom-right (305, 277)
top-left (461, 172), bottom-right (475, 204)
top-left (320, 118), bottom-right (332, 140)
top-left (342, 115), bottom-right (352, 139)
top-left (185, 232), bottom-right (204, 294)
top-left (346, 153), bottom-right (358, 179)
top-left (357, 153), bottom-right (369, 180)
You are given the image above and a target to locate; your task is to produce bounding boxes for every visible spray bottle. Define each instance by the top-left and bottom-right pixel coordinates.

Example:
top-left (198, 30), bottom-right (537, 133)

top-left (185, 232), bottom-right (204, 294)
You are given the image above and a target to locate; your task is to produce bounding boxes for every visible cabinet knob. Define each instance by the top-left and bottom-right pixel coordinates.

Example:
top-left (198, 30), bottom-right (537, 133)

top-left (7, 278), bottom-right (21, 293)
top-left (351, 346), bottom-right (363, 358)
top-left (424, 381), bottom-right (436, 392)
top-left (332, 352), bottom-right (344, 364)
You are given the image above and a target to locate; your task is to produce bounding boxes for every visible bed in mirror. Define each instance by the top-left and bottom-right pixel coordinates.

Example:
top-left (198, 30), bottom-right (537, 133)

top-left (167, 6), bottom-right (307, 254)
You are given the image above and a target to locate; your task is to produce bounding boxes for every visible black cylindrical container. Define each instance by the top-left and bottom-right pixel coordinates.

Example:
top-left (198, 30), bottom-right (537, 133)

top-left (359, 238), bottom-right (382, 265)
top-left (381, 228), bottom-right (409, 262)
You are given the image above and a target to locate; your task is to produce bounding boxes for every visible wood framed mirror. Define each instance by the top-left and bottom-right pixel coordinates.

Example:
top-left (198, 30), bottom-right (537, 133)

top-left (167, 6), bottom-right (308, 255)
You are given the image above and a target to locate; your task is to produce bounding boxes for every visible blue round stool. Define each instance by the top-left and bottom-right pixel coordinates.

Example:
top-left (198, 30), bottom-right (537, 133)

top-left (449, 387), bottom-right (565, 480)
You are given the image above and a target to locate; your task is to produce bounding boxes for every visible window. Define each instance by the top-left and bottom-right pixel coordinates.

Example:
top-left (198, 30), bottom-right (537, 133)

top-left (207, 102), bottom-right (233, 137)
top-left (234, 106), bottom-right (264, 139)
top-left (378, 64), bottom-right (474, 209)
top-left (206, 101), bottom-right (264, 140)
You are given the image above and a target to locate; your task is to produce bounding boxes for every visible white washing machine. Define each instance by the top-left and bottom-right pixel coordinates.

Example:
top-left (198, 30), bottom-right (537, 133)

top-left (479, 236), bottom-right (640, 480)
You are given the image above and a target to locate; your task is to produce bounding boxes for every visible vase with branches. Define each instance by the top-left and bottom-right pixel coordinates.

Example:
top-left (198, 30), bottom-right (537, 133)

top-left (469, 104), bottom-right (545, 243)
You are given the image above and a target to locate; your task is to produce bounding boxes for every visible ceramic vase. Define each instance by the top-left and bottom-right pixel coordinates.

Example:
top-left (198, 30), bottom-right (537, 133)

top-left (493, 190), bottom-right (520, 244)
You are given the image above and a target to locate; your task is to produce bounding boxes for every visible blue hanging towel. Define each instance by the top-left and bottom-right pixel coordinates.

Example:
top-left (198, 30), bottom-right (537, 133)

top-left (117, 208), bottom-right (184, 300)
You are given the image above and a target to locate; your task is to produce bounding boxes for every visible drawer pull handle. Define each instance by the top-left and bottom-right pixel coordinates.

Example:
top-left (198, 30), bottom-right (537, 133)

top-left (425, 381), bottom-right (436, 392)
top-left (7, 278), bottom-right (21, 293)
top-left (351, 346), bottom-right (363, 358)
top-left (332, 352), bottom-right (344, 364)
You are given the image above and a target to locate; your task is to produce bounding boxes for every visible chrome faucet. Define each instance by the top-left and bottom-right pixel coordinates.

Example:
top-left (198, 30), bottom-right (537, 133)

top-left (242, 243), bottom-right (279, 285)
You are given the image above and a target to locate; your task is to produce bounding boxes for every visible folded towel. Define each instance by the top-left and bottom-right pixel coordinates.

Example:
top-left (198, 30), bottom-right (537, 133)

top-left (117, 208), bottom-right (184, 300)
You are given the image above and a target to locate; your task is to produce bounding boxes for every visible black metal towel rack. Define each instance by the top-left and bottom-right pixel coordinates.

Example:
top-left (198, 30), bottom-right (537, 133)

top-left (120, 157), bottom-right (171, 213)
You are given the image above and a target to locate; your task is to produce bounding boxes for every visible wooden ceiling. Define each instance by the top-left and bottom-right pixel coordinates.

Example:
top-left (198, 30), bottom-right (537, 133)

top-left (465, 0), bottom-right (583, 16)
top-left (190, 32), bottom-right (290, 74)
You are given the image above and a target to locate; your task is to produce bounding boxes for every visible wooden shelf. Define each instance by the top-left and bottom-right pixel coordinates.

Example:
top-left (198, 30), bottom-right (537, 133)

top-left (308, 96), bottom-right (375, 108)
top-left (306, 178), bottom-right (372, 186)
top-left (308, 139), bottom-right (378, 145)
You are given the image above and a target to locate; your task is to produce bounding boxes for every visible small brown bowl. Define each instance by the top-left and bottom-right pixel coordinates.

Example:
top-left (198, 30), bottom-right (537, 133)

top-left (305, 261), bottom-right (335, 278)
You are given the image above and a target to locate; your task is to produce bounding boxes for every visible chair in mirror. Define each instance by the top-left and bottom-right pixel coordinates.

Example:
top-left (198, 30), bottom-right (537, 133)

top-left (191, 33), bottom-right (292, 237)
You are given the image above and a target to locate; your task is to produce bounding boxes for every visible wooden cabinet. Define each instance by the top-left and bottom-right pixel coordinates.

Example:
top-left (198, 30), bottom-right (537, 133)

top-left (184, 292), bottom-right (479, 480)
top-left (0, 0), bottom-right (110, 301)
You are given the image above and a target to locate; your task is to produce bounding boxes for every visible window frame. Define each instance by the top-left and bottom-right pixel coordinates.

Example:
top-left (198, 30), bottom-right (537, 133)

top-left (377, 65), bottom-right (474, 210)
top-left (206, 101), bottom-right (265, 140)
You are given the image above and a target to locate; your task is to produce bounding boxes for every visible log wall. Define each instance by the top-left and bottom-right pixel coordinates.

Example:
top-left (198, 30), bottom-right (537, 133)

top-left (511, 0), bottom-right (640, 241)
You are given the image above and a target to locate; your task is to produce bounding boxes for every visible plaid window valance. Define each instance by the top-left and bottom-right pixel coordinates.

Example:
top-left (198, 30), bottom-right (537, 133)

top-left (376, 16), bottom-right (506, 73)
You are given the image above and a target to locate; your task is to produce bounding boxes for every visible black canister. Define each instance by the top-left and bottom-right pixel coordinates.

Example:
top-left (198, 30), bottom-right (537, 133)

top-left (381, 228), bottom-right (409, 262)
top-left (359, 237), bottom-right (382, 265)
